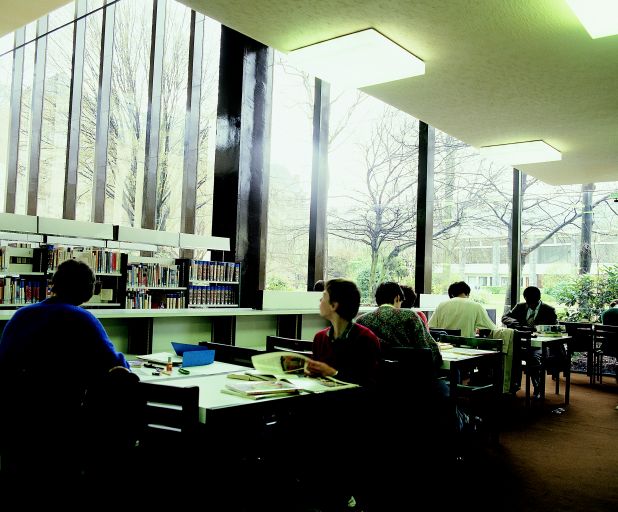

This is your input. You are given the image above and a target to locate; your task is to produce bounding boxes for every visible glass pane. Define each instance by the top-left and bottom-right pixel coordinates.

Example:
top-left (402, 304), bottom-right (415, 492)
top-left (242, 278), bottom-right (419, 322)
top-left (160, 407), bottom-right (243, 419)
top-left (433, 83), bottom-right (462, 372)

top-left (47, 2), bottom-right (76, 33)
top-left (327, 87), bottom-right (419, 304)
top-left (521, 179), bottom-right (618, 318)
top-left (431, 129), bottom-right (513, 314)
top-left (105, 0), bottom-right (152, 227)
top-left (155, 0), bottom-right (190, 233)
top-left (15, 41), bottom-right (36, 214)
top-left (194, 15), bottom-right (221, 252)
top-left (76, 6), bottom-right (103, 221)
top-left (0, 33), bottom-right (14, 55)
top-left (265, 51), bottom-right (314, 291)
top-left (38, 23), bottom-right (74, 218)
top-left (0, 52), bottom-right (13, 212)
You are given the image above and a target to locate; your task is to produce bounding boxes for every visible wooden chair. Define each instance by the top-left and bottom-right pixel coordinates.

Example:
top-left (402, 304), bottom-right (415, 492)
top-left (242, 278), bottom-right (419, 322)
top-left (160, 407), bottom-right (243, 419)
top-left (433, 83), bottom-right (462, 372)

top-left (265, 335), bottom-right (313, 355)
top-left (199, 341), bottom-right (264, 366)
top-left (592, 324), bottom-right (618, 384)
top-left (560, 321), bottom-right (595, 383)
top-left (538, 337), bottom-right (571, 405)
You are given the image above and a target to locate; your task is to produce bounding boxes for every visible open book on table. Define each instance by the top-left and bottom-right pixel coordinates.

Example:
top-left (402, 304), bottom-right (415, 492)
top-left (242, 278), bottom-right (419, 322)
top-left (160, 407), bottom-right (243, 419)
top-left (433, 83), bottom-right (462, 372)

top-left (224, 351), bottom-right (359, 395)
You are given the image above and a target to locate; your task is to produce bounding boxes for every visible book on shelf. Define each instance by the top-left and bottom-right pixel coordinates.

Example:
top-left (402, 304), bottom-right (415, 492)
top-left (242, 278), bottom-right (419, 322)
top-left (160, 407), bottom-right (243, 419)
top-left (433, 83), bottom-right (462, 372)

top-left (225, 351), bottom-right (359, 394)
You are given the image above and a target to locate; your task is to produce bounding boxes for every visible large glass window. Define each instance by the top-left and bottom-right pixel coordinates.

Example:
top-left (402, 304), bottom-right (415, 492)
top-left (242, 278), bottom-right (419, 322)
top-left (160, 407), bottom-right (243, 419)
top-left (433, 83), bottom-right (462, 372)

top-left (38, 21), bottom-right (74, 217)
top-left (76, 3), bottom-right (103, 221)
top-left (105, 0), bottom-right (152, 227)
top-left (0, 36), bottom-right (13, 212)
top-left (431, 130), bottom-right (513, 313)
top-left (264, 52), bottom-right (314, 290)
top-left (327, 87), bottom-right (419, 303)
top-left (521, 179), bottom-right (618, 313)
top-left (194, 16), bottom-right (221, 247)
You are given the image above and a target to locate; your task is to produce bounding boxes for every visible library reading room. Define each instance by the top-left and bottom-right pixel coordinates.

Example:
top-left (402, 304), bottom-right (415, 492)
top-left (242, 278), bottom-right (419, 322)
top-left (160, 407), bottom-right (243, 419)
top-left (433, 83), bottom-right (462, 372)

top-left (0, 1), bottom-right (617, 510)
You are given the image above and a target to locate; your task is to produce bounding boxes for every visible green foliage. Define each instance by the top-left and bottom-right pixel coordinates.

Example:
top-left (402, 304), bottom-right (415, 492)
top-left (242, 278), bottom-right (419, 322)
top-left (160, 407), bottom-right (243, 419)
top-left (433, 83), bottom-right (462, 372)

top-left (484, 285), bottom-right (507, 295)
top-left (546, 265), bottom-right (618, 322)
top-left (266, 276), bottom-right (293, 291)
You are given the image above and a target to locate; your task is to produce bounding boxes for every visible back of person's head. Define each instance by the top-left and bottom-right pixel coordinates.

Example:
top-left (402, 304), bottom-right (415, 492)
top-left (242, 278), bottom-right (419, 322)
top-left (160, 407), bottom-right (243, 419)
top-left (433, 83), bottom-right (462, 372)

top-left (399, 285), bottom-right (416, 309)
top-left (325, 278), bottom-right (360, 321)
top-left (523, 286), bottom-right (541, 303)
top-left (51, 259), bottom-right (95, 305)
top-left (313, 280), bottom-right (325, 292)
top-left (448, 281), bottom-right (470, 298)
top-left (375, 281), bottom-right (404, 306)
top-left (610, 299), bottom-right (618, 308)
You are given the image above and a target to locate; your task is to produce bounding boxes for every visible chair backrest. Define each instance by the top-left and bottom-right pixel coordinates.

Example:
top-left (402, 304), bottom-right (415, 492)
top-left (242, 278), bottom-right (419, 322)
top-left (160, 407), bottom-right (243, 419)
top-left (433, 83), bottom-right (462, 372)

top-left (440, 334), bottom-right (503, 352)
top-left (594, 324), bottom-right (618, 358)
top-left (199, 341), bottom-right (263, 367)
top-left (429, 328), bottom-right (461, 341)
top-left (379, 347), bottom-right (437, 389)
top-left (265, 335), bottom-right (313, 355)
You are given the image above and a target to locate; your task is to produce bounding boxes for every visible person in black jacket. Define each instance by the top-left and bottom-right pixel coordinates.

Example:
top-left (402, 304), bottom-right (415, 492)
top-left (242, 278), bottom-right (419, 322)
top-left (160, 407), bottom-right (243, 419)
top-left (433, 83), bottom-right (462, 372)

top-left (502, 286), bottom-right (558, 397)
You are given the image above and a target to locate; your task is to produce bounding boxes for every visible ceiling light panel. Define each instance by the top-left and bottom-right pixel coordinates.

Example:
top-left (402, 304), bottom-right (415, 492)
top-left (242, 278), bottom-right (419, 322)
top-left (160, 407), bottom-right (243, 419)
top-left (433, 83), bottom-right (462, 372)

top-left (288, 29), bottom-right (425, 89)
top-left (566, 0), bottom-right (618, 38)
top-left (479, 141), bottom-right (562, 165)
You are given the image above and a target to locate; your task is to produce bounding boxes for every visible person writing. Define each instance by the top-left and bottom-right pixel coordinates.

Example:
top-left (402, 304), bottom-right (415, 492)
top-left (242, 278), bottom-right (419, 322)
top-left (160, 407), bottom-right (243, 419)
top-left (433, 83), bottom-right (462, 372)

top-left (427, 281), bottom-right (496, 337)
top-left (501, 286), bottom-right (558, 398)
top-left (0, 258), bottom-right (130, 496)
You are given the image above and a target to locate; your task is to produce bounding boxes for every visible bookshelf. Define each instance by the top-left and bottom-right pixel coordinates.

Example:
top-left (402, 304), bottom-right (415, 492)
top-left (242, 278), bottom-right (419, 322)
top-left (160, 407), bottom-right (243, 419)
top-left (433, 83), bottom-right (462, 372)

top-left (187, 259), bottom-right (240, 308)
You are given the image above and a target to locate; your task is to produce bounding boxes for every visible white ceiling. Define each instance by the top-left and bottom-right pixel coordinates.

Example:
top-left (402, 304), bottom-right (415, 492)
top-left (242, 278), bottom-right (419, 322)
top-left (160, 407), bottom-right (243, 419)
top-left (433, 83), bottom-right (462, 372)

top-left (2, 0), bottom-right (617, 186)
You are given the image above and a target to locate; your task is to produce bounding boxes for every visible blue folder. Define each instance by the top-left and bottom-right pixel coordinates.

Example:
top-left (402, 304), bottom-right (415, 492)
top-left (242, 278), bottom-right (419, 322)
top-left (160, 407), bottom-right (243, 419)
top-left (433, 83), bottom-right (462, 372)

top-left (171, 342), bottom-right (215, 367)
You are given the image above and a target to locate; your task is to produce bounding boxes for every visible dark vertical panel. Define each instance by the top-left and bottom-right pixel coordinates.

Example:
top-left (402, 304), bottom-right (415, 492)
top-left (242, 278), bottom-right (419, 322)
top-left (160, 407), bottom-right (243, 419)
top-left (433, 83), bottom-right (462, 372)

top-left (26, 16), bottom-right (49, 216)
top-left (5, 28), bottom-right (25, 213)
top-left (180, 10), bottom-right (203, 239)
top-left (142, 0), bottom-right (166, 230)
top-left (509, 168), bottom-right (522, 310)
top-left (92, 2), bottom-right (116, 223)
top-left (415, 121), bottom-right (435, 299)
top-left (307, 78), bottom-right (329, 290)
top-left (63, 0), bottom-right (87, 220)
top-left (212, 27), bottom-right (273, 308)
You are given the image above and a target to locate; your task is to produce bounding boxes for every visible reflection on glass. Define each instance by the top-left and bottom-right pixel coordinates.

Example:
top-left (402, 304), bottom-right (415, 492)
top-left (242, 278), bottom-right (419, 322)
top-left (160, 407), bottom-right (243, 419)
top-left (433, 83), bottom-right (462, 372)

top-left (38, 23), bottom-right (74, 218)
top-left (265, 51), bottom-right (314, 291)
top-left (327, 86), bottom-right (418, 303)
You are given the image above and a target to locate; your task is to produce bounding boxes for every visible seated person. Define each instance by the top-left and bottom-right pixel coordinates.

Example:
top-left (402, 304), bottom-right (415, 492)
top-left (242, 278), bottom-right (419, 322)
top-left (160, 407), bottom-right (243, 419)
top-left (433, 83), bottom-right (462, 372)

top-left (427, 281), bottom-right (496, 338)
top-left (356, 281), bottom-right (440, 366)
top-left (313, 279), bottom-right (325, 292)
top-left (501, 285), bottom-right (558, 398)
top-left (399, 284), bottom-right (429, 327)
top-left (307, 278), bottom-right (381, 387)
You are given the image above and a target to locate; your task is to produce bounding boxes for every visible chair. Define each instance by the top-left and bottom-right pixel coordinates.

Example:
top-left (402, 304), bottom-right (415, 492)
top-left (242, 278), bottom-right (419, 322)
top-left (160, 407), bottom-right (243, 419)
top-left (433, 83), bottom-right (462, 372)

top-left (592, 324), bottom-right (618, 384)
top-left (561, 321), bottom-right (595, 383)
top-left (538, 337), bottom-right (571, 405)
top-left (265, 335), bottom-right (313, 355)
top-left (429, 328), bottom-right (461, 341)
top-left (199, 341), bottom-right (264, 366)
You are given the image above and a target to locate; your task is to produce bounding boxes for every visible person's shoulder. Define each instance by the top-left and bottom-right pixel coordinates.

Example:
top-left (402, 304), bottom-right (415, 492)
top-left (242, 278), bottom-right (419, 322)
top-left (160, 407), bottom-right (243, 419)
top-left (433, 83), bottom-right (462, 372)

top-left (354, 322), bottom-right (380, 340)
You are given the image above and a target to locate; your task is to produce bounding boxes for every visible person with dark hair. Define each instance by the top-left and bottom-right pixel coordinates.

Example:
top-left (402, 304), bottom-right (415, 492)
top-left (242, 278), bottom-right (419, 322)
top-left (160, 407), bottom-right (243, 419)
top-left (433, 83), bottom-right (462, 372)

top-left (307, 278), bottom-right (381, 387)
top-left (0, 258), bottom-right (130, 496)
top-left (399, 284), bottom-right (428, 327)
top-left (312, 279), bottom-right (325, 292)
top-left (356, 281), bottom-right (439, 364)
top-left (428, 281), bottom-right (495, 337)
top-left (601, 298), bottom-right (618, 326)
top-left (501, 285), bottom-right (558, 398)
top-left (501, 285), bottom-right (557, 330)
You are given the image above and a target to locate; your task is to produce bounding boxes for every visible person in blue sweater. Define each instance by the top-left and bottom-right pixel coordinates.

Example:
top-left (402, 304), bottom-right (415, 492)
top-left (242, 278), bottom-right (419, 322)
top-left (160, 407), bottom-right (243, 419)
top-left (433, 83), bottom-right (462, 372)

top-left (0, 258), bottom-right (130, 500)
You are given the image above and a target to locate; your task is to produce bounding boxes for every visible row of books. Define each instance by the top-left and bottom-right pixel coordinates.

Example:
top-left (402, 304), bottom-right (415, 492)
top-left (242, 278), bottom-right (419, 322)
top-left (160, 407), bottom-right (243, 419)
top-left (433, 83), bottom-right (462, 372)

top-left (189, 260), bottom-right (239, 283)
top-left (0, 277), bottom-right (45, 304)
top-left (46, 247), bottom-right (122, 273)
top-left (188, 285), bottom-right (237, 306)
top-left (125, 291), bottom-right (187, 309)
top-left (126, 263), bottom-right (181, 288)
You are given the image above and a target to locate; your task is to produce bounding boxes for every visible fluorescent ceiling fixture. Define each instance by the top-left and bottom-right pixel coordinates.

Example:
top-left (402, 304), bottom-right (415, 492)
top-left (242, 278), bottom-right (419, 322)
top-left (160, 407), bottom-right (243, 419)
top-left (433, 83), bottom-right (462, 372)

top-left (288, 29), bottom-right (425, 88)
top-left (107, 241), bottom-right (158, 252)
top-left (47, 235), bottom-right (107, 248)
top-left (479, 141), bottom-right (562, 165)
top-left (565, 0), bottom-right (618, 38)
top-left (0, 232), bottom-right (43, 243)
